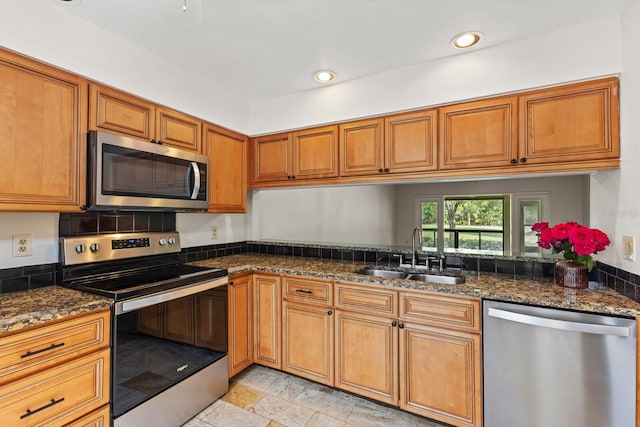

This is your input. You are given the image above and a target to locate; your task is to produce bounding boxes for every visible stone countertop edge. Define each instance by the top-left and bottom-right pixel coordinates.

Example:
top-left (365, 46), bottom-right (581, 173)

top-left (0, 286), bottom-right (112, 335)
top-left (195, 254), bottom-right (640, 318)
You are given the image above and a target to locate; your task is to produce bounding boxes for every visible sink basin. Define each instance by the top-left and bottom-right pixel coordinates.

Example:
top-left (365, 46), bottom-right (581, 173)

top-left (406, 273), bottom-right (466, 285)
top-left (358, 269), bottom-right (408, 279)
top-left (357, 268), bottom-right (465, 285)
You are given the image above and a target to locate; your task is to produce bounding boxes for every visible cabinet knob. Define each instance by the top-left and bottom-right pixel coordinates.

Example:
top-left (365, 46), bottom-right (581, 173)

top-left (287, 176), bottom-right (292, 180)
top-left (228, 281), bottom-right (234, 286)
top-left (398, 323), bottom-right (405, 329)
top-left (384, 168), bottom-right (389, 173)
top-left (378, 168), bottom-right (384, 173)
top-left (327, 310), bottom-right (333, 316)
top-left (520, 157), bottom-right (527, 163)
top-left (151, 139), bottom-right (157, 144)
top-left (291, 175), bottom-right (296, 180)
top-left (510, 158), bottom-right (517, 164)
top-left (392, 321), bottom-right (397, 327)
top-left (157, 140), bottom-right (163, 145)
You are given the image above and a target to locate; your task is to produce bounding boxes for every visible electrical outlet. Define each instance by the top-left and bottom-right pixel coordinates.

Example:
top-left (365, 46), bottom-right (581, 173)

top-left (623, 235), bottom-right (636, 261)
top-left (12, 233), bottom-right (32, 257)
top-left (211, 226), bottom-right (218, 240)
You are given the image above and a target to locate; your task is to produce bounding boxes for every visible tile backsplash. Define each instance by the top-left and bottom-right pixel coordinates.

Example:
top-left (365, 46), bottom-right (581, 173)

top-left (59, 212), bottom-right (176, 236)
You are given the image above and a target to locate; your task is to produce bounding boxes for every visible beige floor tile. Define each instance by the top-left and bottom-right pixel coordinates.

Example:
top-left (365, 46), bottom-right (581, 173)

top-left (222, 381), bottom-right (265, 410)
top-left (182, 416), bottom-right (213, 427)
top-left (293, 386), bottom-right (356, 421)
top-left (200, 399), bottom-right (271, 427)
top-left (305, 412), bottom-right (353, 427)
top-left (251, 393), bottom-right (315, 427)
top-left (233, 366), bottom-right (281, 393)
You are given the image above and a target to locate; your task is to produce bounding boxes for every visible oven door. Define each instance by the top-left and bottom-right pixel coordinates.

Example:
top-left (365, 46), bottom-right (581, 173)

top-left (87, 130), bottom-right (208, 211)
top-left (112, 277), bottom-right (228, 426)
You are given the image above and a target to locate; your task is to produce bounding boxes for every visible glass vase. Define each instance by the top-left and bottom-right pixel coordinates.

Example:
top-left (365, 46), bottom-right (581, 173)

top-left (555, 260), bottom-right (589, 289)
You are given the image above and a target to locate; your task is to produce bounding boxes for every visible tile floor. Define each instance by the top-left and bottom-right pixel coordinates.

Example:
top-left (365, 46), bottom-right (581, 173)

top-left (183, 365), bottom-right (449, 427)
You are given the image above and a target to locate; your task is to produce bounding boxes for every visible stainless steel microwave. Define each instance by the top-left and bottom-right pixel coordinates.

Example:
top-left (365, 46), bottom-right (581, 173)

top-left (85, 131), bottom-right (208, 211)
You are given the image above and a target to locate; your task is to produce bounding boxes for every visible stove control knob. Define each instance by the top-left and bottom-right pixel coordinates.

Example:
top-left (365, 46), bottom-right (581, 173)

top-left (90, 243), bottom-right (100, 253)
top-left (168, 237), bottom-right (176, 245)
top-left (75, 244), bottom-right (86, 254)
top-left (159, 238), bottom-right (168, 246)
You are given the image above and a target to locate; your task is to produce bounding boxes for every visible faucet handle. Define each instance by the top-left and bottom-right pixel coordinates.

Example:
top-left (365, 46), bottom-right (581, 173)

top-left (391, 253), bottom-right (404, 265)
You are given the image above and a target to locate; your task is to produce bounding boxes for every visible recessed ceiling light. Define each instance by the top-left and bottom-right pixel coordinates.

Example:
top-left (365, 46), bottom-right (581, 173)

top-left (313, 70), bottom-right (336, 83)
top-left (451, 32), bottom-right (483, 49)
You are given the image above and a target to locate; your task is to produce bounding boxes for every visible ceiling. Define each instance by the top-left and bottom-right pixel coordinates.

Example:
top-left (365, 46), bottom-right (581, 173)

top-left (50, 0), bottom-right (631, 104)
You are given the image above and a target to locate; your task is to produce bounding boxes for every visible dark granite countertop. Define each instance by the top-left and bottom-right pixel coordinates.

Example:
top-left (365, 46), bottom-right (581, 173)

top-left (191, 254), bottom-right (640, 318)
top-left (0, 286), bottom-right (112, 335)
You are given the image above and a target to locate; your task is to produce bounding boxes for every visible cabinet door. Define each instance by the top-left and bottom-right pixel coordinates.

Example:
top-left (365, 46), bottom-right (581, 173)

top-left (164, 296), bottom-right (195, 345)
top-left (399, 322), bottom-right (482, 427)
top-left (195, 287), bottom-right (228, 351)
top-left (228, 275), bottom-right (253, 378)
top-left (335, 310), bottom-right (398, 405)
top-left (385, 110), bottom-right (438, 174)
top-left (204, 124), bottom-right (248, 213)
top-left (89, 82), bottom-right (155, 140)
top-left (519, 77), bottom-right (620, 165)
top-left (292, 125), bottom-right (339, 179)
top-left (339, 118), bottom-right (384, 176)
top-left (0, 48), bottom-right (87, 211)
top-left (282, 301), bottom-right (334, 386)
top-left (156, 106), bottom-right (202, 152)
top-left (439, 96), bottom-right (518, 169)
top-left (251, 133), bottom-right (292, 183)
top-left (253, 274), bottom-right (282, 369)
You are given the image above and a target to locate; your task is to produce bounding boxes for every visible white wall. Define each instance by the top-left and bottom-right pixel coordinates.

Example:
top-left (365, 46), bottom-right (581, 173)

top-left (0, 213), bottom-right (59, 268)
top-left (248, 18), bottom-right (621, 135)
top-left (394, 176), bottom-right (589, 247)
top-left (0, 0), bottom-right (249, 134)
top-left (252, 185), bottom-right (397, 245)
top-left (176, 212), bottom-right (251, 247)
top-left (590, 0), bottom-right (640, 275)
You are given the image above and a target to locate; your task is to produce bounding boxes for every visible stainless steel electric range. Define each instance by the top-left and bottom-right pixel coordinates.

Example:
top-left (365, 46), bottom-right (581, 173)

top-left (60, 232), bottom-right (229, 427)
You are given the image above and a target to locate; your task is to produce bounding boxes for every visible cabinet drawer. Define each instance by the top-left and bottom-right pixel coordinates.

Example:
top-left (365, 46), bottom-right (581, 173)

top-left (65, 404), bottom-right (110, 427)
top-left (283, 276), bottom-right (333, 305)
top-left (0, 311), bottom-right (110, 386)
top-left (334, 282), bottom-right (397, 316)
top-left (399, 292), bottom-right (481, 333)
top-left (0, 348), bottom-right (109, 427)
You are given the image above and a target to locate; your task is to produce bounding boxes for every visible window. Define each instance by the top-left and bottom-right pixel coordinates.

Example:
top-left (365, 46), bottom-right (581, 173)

top-left (418, 195), bottom-right (510, 253)
top-left (511, 192), bottom-right (550, 255)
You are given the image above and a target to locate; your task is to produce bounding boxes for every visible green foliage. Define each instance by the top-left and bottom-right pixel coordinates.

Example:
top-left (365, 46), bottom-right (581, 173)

top-left (444, 198), bottom-right (504, 228)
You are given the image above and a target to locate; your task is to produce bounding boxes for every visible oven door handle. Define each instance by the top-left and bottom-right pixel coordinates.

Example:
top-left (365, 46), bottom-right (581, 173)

top-left (115, 276), bottom-right (228, 315)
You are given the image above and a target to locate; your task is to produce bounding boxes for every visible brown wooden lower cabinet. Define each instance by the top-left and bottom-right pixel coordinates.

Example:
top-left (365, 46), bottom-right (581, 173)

top-left (282, 300), bottom-right (334, 386)
top-left (399, 322), bottom-right (482, 427)
top-left (253, 273), bottom-right (282, 369)
top-left (66, 404), bottom-right (110, 427)
top-left (228, 274), bottom-right (253, 377)
top-left (334, 309), bottom-right (398, 405)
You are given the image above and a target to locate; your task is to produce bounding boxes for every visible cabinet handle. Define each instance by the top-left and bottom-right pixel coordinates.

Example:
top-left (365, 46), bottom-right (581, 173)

top-left (20, 342), bottom-right (65, 359)
top-left (392, 321), bottom-right (397, 327)
top-left (327, 310), bottom-right (333, 316)
top-left (228, 281), bottom-right (234, 286)
top-left (151, 139), bottom-right (157, 144)
top-left (295, 289), bottom-right (313, 294)
top-left (398, 323), bottom-right (405, 329)
top-left (378, 168), bottom-right (384, 173)
top-left (520, 157), bottom-right (527, 163)
top-left (157, 140), bottom-right (163, 145)
top-left (510, 158), bottom-right (517, 164)
top-left (20, 398), bottom-right (65, 419)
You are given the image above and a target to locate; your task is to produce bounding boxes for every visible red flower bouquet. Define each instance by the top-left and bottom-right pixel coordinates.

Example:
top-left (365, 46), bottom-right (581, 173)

top-left (531, 222), bottom-right (610, 271)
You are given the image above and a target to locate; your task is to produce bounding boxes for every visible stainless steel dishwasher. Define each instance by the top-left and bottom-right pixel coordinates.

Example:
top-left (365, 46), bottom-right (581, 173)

top-left (484, 300), bottom-right (636, 427)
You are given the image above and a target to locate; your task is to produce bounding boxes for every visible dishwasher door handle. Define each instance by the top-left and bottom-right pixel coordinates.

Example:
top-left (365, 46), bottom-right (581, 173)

top-left (487, 307), bottom-right (632, 336)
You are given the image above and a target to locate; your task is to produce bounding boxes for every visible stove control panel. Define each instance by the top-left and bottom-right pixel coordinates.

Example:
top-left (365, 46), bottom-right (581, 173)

top-left (60, 232), bottom-right (181, 265)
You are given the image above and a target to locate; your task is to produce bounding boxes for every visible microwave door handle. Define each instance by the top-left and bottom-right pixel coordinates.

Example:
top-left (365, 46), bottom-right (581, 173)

top-left (187, 162), bottom-right (201, 200)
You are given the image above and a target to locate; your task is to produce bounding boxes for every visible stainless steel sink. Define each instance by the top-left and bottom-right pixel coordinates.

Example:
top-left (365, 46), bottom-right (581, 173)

top-left (357, 268), bottom-right (465, 284)
top-left (406, 273), bottom-right (465, 285)
top-left (358, 269), bottom-right (408, 279)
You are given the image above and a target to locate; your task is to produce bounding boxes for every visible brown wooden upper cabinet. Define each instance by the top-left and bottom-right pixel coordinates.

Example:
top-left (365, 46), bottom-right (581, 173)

top-left (89, 82), bottom-right (202, 152)
top-left (0, 47), bottom-right (87, 212)
top-left (251, 125), bottom-right (339, 183)
top-left (518, 77), bottom-right (619, 165)
top-left (439, 96), bottom-right (518, 170)
top-left (339, 112), bottom-right (437, 177)
top-left (203, 123), bottom-right (248, 213)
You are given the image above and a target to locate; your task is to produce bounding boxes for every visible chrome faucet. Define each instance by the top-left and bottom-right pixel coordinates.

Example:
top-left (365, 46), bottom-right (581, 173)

top-left (411, 227), bottom-right (422, 269)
